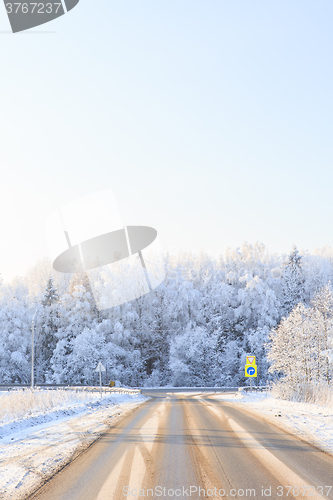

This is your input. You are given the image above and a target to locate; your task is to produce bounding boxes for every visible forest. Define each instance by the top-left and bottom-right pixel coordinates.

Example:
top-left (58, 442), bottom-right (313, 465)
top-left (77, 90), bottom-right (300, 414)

top-left (1, 242), bottom-right (332, 388)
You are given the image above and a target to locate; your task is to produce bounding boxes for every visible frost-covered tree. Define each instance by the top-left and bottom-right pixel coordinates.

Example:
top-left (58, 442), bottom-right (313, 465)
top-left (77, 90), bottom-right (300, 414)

top-left (34, 277), bottom-right (60, 383)
top-left (51, 274), bottom-right (98, 383)
top-left (267, 303), bottom-right (314, 389)
top-left (268, 286), bottom-right (333, 395)
top-left (281, 245), bottom-right (305, 316)
top-left (0, 282), bottom-right (31, 383)
top-left (169, 325), bottom-right (220, 386)
top-left (311, 285), bottom-right (333, 383)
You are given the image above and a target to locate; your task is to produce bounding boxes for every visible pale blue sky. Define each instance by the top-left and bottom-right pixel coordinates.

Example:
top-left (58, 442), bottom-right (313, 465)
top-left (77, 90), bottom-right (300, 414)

top-left (1, 1), bottom-right (333, 281)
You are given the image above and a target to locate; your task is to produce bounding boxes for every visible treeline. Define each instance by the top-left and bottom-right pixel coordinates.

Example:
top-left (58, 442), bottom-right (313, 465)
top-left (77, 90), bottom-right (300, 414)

top-left (0, 243), bottom-right (333, 387)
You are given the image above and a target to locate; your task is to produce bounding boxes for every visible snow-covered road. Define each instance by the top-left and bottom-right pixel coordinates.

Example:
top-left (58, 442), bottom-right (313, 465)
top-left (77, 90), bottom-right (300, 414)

top-left (24, 390), bottom-right (333, 500)
top-left (1, 389), bottom-right (333, 500)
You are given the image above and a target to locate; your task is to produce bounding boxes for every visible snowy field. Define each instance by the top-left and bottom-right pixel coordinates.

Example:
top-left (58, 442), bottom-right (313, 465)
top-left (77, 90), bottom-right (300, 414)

top-left (211, 391), bottom-right (333, 457)
top-left (0, 389), bottom-right (148, 499)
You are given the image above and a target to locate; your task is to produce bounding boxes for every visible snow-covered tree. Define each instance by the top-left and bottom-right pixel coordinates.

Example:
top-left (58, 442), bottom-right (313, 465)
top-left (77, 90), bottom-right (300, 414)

top-left (51, 274), bottom-right (98, 383)
top-left (311, 285), bottom-right (333, 383)
top-left (268, 286), bottom-right (333, 395)
top-left (267, 303), bottom-right (314, 389)
top-left (34, 277), bottom-right (60, 383)
top-left (0, 282), bottom-right (31, 383)
top-left (281, 245), bottom-right (305, 315)
top-left (169, 325), bottom-right (220, 386)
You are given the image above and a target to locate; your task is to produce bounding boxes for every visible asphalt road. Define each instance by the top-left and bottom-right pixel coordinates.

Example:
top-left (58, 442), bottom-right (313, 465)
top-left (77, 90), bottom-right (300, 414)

top-left (28, 390), bottom-right (333, 500)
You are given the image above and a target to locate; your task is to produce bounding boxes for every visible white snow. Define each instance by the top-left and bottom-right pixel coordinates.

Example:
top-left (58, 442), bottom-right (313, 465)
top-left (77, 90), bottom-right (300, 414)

top-left (211, 391), bottom-right (333, 456)
top-left (0, 389), bottom-right (148, 500)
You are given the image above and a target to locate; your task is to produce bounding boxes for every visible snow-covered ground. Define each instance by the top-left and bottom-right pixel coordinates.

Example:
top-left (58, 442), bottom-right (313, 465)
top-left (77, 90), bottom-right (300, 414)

top-left (0, 389), bottom-right (147, 500)
top-left (211, 391), bottom-right (333, 457)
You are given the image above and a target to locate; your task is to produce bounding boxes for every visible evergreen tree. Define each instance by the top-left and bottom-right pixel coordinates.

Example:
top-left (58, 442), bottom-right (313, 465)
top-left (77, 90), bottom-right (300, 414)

top-left (34, 277), bottom-right (60, 383)
top-left (282, 245), bottom-right (305, 316)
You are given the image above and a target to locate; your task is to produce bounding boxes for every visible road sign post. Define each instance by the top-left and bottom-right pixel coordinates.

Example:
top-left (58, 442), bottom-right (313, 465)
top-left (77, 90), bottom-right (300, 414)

top-left (95, 362), bottom-right (106, 397)
top-left (245, 355), bottom-right (257, 391)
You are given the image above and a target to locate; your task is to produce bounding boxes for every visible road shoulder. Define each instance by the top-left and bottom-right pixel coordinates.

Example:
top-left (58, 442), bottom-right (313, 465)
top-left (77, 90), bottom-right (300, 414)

top-left (208, 392), bottom-right (333, 457)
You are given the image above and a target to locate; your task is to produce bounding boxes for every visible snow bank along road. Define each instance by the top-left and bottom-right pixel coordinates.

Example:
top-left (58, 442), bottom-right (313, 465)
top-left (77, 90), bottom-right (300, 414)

top-left (0, 391), bottom-right (146, 499)
top-left (28, 390), bottom-right (333, 500)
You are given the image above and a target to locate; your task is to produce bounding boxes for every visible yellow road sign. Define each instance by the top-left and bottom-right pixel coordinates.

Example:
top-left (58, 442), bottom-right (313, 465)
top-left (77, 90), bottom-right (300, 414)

top-left (245, 364), bottom-right (257, 377)
top-left (246, 356), bottom-right (256, 365)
